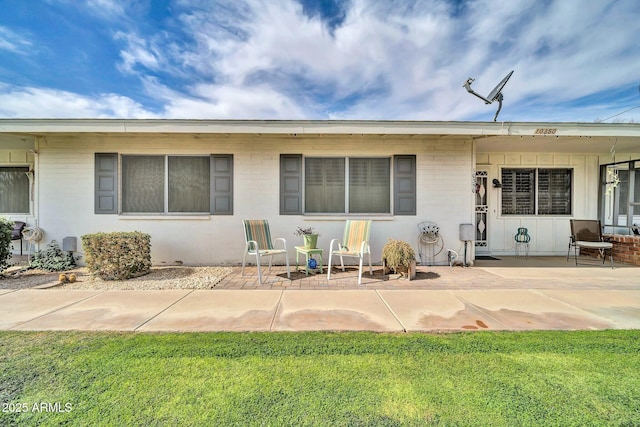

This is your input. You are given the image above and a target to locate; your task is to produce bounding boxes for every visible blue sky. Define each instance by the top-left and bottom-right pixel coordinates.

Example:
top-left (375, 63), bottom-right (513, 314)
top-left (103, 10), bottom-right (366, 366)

top-left (0, 0), bottom-right (639, 122)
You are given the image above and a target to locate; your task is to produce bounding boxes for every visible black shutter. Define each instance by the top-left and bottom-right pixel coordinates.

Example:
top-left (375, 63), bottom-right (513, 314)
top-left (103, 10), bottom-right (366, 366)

top-left (211, 154), bottom-right (233, 215)
top-left (95, 153), bottom-right (118, 214)
top-left (394, 155), bottom-right (416, 215)
top-left (280, 154), bottom-right (303, 215)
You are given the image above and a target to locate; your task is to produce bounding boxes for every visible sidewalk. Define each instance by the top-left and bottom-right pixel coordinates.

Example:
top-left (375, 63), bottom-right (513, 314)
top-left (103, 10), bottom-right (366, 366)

top-left (1, 257), bottom-right (639, 332)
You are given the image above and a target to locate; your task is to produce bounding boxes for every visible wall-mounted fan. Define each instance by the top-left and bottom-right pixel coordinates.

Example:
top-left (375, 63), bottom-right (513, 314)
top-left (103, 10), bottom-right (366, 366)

top-left (463, 70), bottom-right (514, 121)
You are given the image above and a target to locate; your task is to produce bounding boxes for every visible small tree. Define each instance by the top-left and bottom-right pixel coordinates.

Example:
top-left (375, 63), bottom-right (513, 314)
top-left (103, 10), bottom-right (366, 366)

top-left (0, 217), bottom-right (13, 273)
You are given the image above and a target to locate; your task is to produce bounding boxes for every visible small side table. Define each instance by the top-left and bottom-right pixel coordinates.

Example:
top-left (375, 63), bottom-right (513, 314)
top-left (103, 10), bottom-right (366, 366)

top-left (295, 246), bottom-right (324, 276)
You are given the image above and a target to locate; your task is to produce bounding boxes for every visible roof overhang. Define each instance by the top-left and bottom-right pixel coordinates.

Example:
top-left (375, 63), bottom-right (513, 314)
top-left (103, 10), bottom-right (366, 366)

top-left (0, 119), bottom-right (638, 153)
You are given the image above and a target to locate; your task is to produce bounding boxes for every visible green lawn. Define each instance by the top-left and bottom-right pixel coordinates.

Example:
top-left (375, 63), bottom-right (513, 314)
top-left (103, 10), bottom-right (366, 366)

top-left (1, 331), bottom-right (639, 426)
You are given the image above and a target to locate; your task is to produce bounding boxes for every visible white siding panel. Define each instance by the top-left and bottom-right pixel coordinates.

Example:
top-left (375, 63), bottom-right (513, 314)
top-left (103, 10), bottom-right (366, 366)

top-left (478, 149), bottom-right (601, 256)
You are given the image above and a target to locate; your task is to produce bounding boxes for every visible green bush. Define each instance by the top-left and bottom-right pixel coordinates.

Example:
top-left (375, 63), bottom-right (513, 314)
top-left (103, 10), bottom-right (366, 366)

top-left (382, 238), bottom-right (416, 273)
top-left (0, 217), bottom-right (13, 273)
top-left (81, 232), bottom-right (151, 280)
top-left (30, 240), bottom-right (77, 271)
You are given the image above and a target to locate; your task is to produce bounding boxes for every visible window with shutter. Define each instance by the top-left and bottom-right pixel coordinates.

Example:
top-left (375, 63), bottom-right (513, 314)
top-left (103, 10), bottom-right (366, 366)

top-left (281, 155), bottom-right (416, 215)
top-left (117, 154), bottom-right (232, 215)
top-left (501, 168), bottom-right (572, 216)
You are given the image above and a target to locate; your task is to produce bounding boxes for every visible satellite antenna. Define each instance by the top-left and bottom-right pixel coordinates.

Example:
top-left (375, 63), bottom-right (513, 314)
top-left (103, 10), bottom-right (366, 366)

top-left (463, 70), bottom-right (514, 121)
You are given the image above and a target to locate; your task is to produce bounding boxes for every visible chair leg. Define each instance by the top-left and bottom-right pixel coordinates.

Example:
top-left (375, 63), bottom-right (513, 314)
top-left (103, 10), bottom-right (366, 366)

top-left (574, 245), bottom-right (579, 266)
top-left (255, 253), bottom-right (263, 285)
top-left (340, 255), bottom-right (345, 272)
top-left (241, 251), bottom-right (248, 276)
top-left (357, 256), bottom-right (364, 285)
top-left (327, 251), bottom-right (333, 280)
top-left (285, 254), bottom-right (291, 279)
top-left (368, 252), bottom-right (372, 275)
top-left (609, 248), bottom-right (614, 269)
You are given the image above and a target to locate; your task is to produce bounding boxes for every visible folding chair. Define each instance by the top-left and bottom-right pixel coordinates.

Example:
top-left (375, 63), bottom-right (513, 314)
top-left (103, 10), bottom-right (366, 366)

top-left (242, 220), bottom-right (290, 284)
top-left (327, 220), bottom-right (372, 285)
top-left (567, 219), bottom-right (613, 268)
top-left (11, 221), bottom-right (26, 256)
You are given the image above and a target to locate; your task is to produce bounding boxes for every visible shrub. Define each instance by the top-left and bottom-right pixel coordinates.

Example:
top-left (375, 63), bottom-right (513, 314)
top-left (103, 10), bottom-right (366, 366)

top-left (0, 217), bottom-right (13, 273)
top-left (382, 238), bottom-right (416, 274)
top-left (81, 232), bottom-right (151, 280)
top-left (30, 240), bottom-right (77, 271)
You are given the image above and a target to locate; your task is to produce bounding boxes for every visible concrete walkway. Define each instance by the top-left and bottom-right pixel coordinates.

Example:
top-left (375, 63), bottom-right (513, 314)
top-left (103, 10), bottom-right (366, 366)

top-left (2, 257), bottom-right (640, 332)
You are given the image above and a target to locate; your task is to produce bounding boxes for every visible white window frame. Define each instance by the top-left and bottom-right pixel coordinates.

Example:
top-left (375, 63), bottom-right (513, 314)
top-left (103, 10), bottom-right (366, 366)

top-left (500, 167), bottom-right (573, 216)
top-left (120, 154), bottom-right (211, 215)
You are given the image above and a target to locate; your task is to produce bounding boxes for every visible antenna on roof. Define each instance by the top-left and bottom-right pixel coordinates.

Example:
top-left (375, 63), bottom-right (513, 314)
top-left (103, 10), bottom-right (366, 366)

top-left (463, 70), bottom-right (514, 121)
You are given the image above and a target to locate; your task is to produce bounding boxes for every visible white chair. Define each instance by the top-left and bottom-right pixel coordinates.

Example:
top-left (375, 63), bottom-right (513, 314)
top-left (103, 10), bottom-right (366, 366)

top-left (327, 220), bottom-right (372, 285)
top-left (242, 220), bottom-right (290, 284)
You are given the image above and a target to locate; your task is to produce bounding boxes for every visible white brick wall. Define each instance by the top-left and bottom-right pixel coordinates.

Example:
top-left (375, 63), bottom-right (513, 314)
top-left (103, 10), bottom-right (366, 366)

top-left (34, 134), bottom-right (475, 265)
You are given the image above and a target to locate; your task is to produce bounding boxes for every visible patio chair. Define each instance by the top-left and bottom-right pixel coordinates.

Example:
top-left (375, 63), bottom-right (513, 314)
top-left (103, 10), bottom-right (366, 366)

top-left (11, 221), bottom-right (26, 256)
top-left (242, 220), bottom-right (290, 284)
top-left (567, 219), bottom-right (613, 268)
top-left (327, 220), bottom-right (372, 285)
top-left (514, 227), bottom-right (530, 259)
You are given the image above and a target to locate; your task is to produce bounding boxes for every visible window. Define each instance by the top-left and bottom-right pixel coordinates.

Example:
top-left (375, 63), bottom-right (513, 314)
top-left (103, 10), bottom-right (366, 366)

top-left (501, 168), bottom-right (572, 215)
top-left (306, 157), bottom-right (390, 214)
top-left (0, 167), bottom-right (30, 214)
top-left (95, 153), bottom-right (233, 215)
top-left (280, 155), bottom-right (415, 215)
top-left (602, 160), bottom-right (640, 228)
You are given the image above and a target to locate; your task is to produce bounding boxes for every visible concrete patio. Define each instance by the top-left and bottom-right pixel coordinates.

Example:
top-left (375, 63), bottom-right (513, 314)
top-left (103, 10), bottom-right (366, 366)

top-left (1, 257), bottom-right (639, 332)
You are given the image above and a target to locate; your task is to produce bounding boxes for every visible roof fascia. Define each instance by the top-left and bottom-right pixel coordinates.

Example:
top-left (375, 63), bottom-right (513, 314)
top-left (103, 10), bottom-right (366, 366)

top-left (0, 119), bottom-right (638, 137)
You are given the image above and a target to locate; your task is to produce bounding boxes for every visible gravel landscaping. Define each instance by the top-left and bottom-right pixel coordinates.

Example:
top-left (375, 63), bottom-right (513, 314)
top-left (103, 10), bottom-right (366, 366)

top-left (0, 265), bottom-right (234, 290)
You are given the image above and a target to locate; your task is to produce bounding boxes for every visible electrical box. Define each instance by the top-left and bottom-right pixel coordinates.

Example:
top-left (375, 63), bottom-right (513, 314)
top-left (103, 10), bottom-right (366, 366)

top-left (62, 236), bottom-right (77, 252)
top-left (459, 224), bottom-right (475, 241)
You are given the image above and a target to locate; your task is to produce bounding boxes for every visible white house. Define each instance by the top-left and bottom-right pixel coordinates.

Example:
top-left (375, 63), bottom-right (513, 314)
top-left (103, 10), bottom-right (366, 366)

top-left (1, 119), bottom-right (639, 266)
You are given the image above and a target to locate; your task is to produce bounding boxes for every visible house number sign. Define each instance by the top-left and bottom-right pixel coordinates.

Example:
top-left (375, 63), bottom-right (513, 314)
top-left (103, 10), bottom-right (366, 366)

top-left (534, 128), bottom-right (557, 135)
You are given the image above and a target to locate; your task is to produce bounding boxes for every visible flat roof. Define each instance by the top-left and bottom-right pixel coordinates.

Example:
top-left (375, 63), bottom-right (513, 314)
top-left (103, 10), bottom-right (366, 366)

top-left (0, 118), bottom-right (639, 137)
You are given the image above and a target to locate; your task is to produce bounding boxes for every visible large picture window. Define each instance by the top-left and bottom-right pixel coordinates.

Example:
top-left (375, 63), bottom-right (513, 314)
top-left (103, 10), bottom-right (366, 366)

top-left (305, 157), bottom-right (390, 214)
top-left (501, 168), bottom-right (572, 216)
top-left (94, 153), bottom-right (233, 215)
top-left (0, 167), bottom-right (30, 214)
top-left (280, 155), bottom-right (415, 215)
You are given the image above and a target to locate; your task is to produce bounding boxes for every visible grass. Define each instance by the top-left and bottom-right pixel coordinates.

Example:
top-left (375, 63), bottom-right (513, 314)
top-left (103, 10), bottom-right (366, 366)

top-left (1, 330), bottom-right (639, 426)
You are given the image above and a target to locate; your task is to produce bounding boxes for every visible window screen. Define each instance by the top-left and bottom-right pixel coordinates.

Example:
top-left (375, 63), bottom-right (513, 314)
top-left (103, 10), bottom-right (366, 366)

top-left (0, 167), bottom-right (29, 214)
top-left (168, 156), bottom-right (210, 213)
top-left (305, 158), bottom-right (345, 213)
top-left (349, 158), bottom-right (390, 213)
top-left (122, 156), bottom-right (165, 213)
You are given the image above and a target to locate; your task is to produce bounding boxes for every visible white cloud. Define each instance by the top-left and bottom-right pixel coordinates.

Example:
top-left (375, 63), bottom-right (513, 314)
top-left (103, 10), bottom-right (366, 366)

top-left (115, 31), bottom-right (163, 74)
top-left (0, 26), bottom-right (32, 54)
top-left (85, 0), bottom-right (127, 19)
top-left (2, 0), bottom-right (639, 121)
top-left (0, 84), bottom-right (158, 118)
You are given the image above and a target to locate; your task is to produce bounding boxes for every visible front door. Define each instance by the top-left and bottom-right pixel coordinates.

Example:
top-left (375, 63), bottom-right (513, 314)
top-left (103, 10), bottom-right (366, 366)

top-left (475, 170), bottom-right (489, 254)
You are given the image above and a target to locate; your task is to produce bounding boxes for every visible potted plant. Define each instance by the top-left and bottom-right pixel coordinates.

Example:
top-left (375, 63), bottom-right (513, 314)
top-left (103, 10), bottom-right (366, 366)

top-left (294, 226), bottom-right (319, 249)
top-left (382, 238), bottom-right (416, 280)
